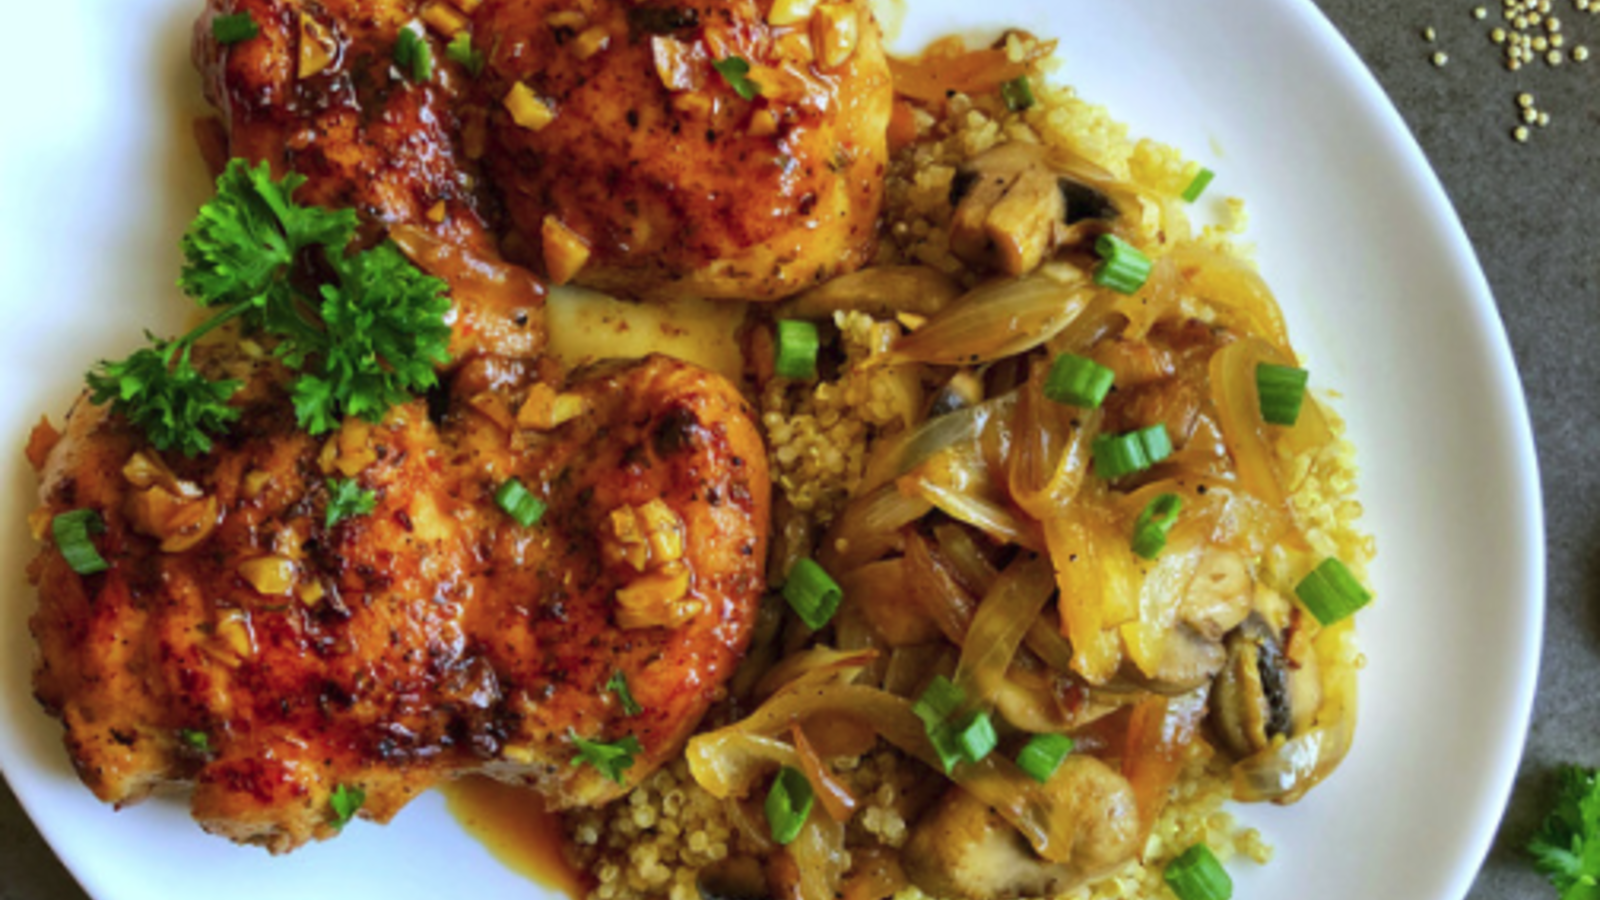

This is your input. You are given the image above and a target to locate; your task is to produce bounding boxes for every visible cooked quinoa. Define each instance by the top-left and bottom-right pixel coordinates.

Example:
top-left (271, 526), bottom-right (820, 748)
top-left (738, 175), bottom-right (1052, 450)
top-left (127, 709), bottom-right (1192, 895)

top-left (568, 31), bottom-right (1371, 900)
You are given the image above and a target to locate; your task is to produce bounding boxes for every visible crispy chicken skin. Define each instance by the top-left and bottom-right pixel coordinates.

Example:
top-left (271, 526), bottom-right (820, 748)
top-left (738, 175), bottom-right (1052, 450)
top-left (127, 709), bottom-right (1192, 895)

top-left (477, 0), bottom-right (893, 300)
top-left (29, 351), bottom-right (768, 852)
top-left (193, 0), bottom-right (548, 362)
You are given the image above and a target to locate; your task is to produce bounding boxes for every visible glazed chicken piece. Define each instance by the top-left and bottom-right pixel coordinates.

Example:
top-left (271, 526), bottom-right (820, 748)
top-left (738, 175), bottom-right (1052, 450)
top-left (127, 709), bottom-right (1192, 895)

top-left (475, 0), bottom-right (893, 299)
top-left (194, 0), bottom-right (547, 362)
top-left (29, 350), bottom-right (769, 852)
top-left (25, 0), bottom-right (776, 852)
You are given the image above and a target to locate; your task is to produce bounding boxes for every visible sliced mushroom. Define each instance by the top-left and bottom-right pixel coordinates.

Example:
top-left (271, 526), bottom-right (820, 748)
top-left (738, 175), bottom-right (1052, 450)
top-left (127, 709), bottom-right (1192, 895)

top-left (1181, 549), bottom-right (1254, 640)
top-left (903, 756), bottom-right (1139, 900)
top-left (1210, 611), bottom-right (1322, 758)
top-left (1099, 624), bottom-right (1225, 696)
top-left (1100, 549), bottom-right (1255, 695)
top-left (947, 143), bottom-right (1117, 277)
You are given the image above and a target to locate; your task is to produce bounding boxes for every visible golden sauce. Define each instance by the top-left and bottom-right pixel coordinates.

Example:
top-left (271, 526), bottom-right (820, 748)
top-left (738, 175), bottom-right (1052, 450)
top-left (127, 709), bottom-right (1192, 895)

top-left (546, 287), bottom-right (748, 384)
top-left (441, 777), bottom-right (590, 899)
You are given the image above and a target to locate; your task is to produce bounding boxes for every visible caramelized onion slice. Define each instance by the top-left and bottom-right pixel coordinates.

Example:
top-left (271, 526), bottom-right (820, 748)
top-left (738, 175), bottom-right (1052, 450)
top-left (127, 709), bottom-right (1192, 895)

top-left (953, 555), bottom-right (1056, 708)
top-left (884, 267), bottom-right (1093, 367)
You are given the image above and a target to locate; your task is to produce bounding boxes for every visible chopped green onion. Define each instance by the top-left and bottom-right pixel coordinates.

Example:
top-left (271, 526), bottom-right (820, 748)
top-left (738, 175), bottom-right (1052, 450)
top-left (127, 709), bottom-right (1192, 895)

top-left (329, 783), bottom-right (365, 829)
top-left (606, 670), bottom-right (642, 717)
top-left (1016, 733), bottom-right (1075, 783)
top-left (1000, 76), bottom-right (1035, 112)
top-left (1092, 424), bottom-right (1172, 480)
top-left (1256, 363), bottom-right (1309, 426)
top-left (52, 510), bottom-right (109, 576)
top-left (394, 27), bottom-right (434, 83)
top-left (1131, 493), bottom-right (1183, 560)
top-left (1181, 168), bottom-right (1216, 203)
top-left (179, 729), bottom-right (211, 754)
top-left (913, 674), bottom-right (965, 728)
top-left (913, 676), bottom-right (996, 772)
top-left (956, 711), bottom-right (998, 763)
top-left (1092, 234), bottom-right (1154, 295)
top-left (212, 13), bottom-right (259, 45)
top-left (774, 320), bottom-right (820, 381)
top-left (446, 32), bottom-right (486, 77)
top-left (1294, 557), bottom-right (1373, 625)
top-left (495, 478), bottom-right (547, 527)
top-left (781, 557), bottom-right (842, 630)
top-left (713, 56), bottom-right (760, 100)
top-left (764, 766), bottom-right (815, 846)
top-left (913, 675), bottom-right (967, 773)
top-left (1043, 353), bottom-right (1115, 409)
top-left (569, 730), bottom-right (644, 784)
top-left (1163, 844), bottom-right (1233, 900)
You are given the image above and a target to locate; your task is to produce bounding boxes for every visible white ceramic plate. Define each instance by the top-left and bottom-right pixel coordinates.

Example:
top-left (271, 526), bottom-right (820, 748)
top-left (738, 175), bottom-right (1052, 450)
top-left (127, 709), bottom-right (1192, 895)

top-left (0, 1), bottom-right (1543, 898)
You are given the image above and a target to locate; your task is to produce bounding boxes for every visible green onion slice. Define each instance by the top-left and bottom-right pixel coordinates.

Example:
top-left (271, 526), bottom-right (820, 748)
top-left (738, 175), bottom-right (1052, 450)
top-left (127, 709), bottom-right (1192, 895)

top-left (329, 783), bottom-right (366, 829)
top-left (1016, 733), bottom-right (1075, 783)
top-left (395, 27), bottom-right (434, 83)
top-left (1294, 557), bottom-right (1373, 625)
top-left (495, 478), bottom-right (547, 527)
top-left (1092, 234), bottom-right (1154, 295)
top-left (53, 509), bottom-right (109, 575)
top-left (1043, 353), bottom-right (1115, 409)
top-left (1092, 424), bottom-right (1173, 480)
top-left (956, 711), bottom-right (998, 764)
top-left (774, 320), bottom-right (820, 381)
top-left (764, 766), bottom-right (815, 846)
top-left (446, 33), bottom-right (486, 77)
top-left (713, 56), bottom-right (760, 100)
top-left (1181, 168), bottom-right (1216, 203)
top-left (569, 730), bottom-right (644, 784)
top-left (913, 674), bottom-right (964, 728)
top-left (1000, 75), bottom-right (1035, 112)
top-left (212, 13), bottom-right (260, 45)
top-left (913, 675), bottom-right (966, 773)
top-left (1256, 362), bottom-right (1309, 426)
top-left (1131, 493), bottom-right (1183, 560)
top-left (1164, 844), bottom-right (1233, 900)
top-left (606, 670), bottom-right (642, 717)
top-left (913, 676), bottom-right (998, 772)
top-left (781, 557), bottom-right (842, 630)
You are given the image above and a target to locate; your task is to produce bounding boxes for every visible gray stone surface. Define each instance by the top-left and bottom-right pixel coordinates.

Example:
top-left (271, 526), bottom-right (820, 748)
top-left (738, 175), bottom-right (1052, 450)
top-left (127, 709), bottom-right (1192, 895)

top-left (1, 1), bottom-right (1589, 898)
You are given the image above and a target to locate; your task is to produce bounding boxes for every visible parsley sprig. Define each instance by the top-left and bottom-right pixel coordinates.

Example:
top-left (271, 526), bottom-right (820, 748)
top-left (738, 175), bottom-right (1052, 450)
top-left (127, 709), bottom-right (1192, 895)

top-left (1530, 765), bottom-right (1600, 900)
top-left (569, 729), bottom-right (643, 784)
top-left (325, 478), bottom-right (378, 528)
top-left (87, 159), bottom-right (451, 455)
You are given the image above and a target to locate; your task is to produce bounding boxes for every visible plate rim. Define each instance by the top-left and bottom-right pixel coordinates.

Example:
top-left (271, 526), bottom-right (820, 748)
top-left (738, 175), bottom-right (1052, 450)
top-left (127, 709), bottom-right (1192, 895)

top-left (0, 1), bottom-right (1547, 898)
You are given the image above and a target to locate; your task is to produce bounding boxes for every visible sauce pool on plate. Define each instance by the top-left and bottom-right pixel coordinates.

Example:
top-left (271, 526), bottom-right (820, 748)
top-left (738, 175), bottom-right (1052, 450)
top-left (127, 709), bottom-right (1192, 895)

top-left (441, 777), bottom-right (591, 899)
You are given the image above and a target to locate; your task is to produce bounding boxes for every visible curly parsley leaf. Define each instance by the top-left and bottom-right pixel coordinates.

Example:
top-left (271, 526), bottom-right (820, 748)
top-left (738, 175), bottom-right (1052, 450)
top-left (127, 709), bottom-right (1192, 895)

top-left (1529, 765), bottom-right (1600, 900)
top-left (569, 730), bottom-right (643, 784)
top-left (329, 783), bottom-right (365, 829)
top-left (93, 159), bottom-right (452, 454)
top-left (605, 670), bottom-right (642, 717)
top-left (179, 161), bottom-right (357, 315)
top-left (290, 243), bottom-right (451, 433)
top-left (325, 478), bottom-right (378, 528)
top-left (85, 337), bottom-right (242, 457)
